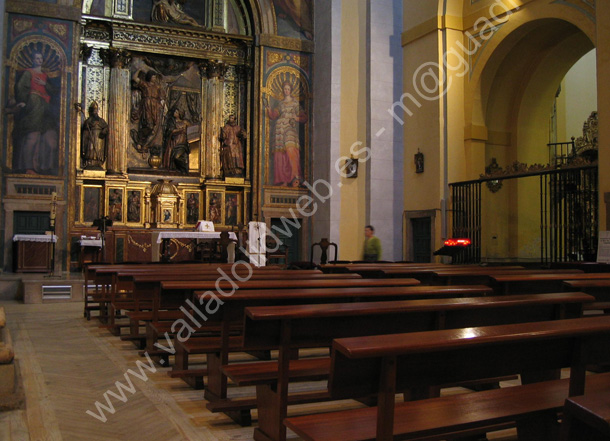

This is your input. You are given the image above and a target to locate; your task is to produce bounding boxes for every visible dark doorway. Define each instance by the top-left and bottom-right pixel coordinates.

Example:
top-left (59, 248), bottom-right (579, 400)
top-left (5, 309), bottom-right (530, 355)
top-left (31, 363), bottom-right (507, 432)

top-left (411, 217), bottom-right (431, 263)
top-left (269, 217), bottom-right (301, 264)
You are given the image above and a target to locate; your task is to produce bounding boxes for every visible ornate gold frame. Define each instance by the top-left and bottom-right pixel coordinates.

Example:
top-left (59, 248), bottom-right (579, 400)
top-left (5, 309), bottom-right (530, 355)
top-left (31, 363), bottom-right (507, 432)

top-left (106, 186), bottom-right (125, 225)
top-left (205, 187), bottom-right (225, 226)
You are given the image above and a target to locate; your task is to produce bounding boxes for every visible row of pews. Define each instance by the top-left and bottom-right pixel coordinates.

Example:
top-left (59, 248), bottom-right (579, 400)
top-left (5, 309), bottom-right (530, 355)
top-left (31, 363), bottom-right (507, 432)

top-left (83, 260), bottom-right (610, 441)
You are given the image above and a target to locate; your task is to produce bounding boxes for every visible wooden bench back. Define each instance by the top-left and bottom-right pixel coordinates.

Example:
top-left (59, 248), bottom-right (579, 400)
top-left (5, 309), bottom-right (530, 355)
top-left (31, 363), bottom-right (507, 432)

top-left (169, 277), bottom-right (421, 292)
top-left (329, 315), bottom-right (610, 401)
top-left (492, 272), bottom-right (610, 294)
top-left (243, 292), bottom-right (593, 350)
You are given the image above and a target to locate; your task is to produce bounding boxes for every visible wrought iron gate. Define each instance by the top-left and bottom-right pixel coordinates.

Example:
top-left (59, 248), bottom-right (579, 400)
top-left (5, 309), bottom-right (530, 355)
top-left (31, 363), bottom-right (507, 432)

top-left (541, 166), bottom-right (598, 263)
top-left (450, 165), bottom-right (598, 264)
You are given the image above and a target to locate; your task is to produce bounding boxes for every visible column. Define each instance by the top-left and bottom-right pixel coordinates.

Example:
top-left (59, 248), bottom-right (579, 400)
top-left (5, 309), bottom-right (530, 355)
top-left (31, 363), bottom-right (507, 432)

top-left (199, 60), bottom-right (227, 179)
top-left (101, 48), bottom-right (131, 176)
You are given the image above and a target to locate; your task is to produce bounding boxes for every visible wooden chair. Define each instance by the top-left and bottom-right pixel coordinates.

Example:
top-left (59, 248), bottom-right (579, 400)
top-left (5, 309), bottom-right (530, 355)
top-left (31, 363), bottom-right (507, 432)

top-left (266, 236), bottom-right (289, 267)
top-left (310, 238), bottom-right (337, 264)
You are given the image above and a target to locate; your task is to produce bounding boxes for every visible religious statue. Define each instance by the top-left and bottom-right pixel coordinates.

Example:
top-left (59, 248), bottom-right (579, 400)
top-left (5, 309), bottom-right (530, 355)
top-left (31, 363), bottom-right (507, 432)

top-left (162, 107), bottom-right (191, 173)
top-left (151, 0), bottom-right (202, 27)
top-left (77, 101), bottom-right (109, 170)
top-left (219, 114), bottom-right (246, 178)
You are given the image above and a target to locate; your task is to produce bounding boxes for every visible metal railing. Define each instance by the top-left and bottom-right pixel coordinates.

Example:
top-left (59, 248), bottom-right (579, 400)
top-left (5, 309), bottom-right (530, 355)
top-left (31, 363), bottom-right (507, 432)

top-left (450, 165), bottom-right (598, 264)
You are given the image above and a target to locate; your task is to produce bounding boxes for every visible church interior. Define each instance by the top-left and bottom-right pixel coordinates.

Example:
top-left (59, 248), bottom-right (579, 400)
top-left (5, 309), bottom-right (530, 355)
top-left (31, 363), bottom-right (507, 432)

top-left (1, 0), bottom-right (610, 440)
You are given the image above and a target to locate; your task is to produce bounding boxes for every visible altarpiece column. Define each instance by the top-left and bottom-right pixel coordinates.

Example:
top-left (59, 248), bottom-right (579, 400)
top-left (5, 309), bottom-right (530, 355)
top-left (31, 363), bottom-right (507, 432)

top-left (101, 48), bottom-right (131, 176)
top-left (200, 60), bottom-right (227, 179)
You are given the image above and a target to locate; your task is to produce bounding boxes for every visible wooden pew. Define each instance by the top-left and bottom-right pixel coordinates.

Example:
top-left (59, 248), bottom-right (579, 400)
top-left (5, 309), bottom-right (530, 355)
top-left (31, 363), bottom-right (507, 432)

top-left (223, 292), bottom-right (593, 441)
top-left (491, 272), bottom-right (610, 295)
top-left (162, 279), bottom-right (428, 365)
top-left (285, 315), bottom-right (610, 441)
top-left (563, 279), bottom-right (610, 313)
top-left (83, 262), bottom-right (260, 321)
top-left (183, 284), bottom-right (493, 424)
top-left (121, 270), bottom-right (348, 344)
top-left (377, 265), bottom-right (526, 283)
top-left (96, 266), bottom-right (328, 333)
top-left (429, 268), bottom-right (583, 285)
top-left (560, 390), bottom-right (610, 441)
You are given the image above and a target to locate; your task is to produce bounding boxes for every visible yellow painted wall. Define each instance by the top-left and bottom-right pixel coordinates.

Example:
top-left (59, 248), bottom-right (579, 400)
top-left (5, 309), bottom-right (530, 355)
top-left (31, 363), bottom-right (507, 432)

top-left (339, 0), bottom-right (368, 260)
top-left (597, 1), bottom-right (610, 229)
top-left (405, 0), bottom-right (600, 262)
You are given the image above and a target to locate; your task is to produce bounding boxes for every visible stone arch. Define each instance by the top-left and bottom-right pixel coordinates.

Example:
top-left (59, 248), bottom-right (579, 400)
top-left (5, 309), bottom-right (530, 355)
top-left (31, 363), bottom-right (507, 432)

top-left (463, 4), bottom-right (596, 260)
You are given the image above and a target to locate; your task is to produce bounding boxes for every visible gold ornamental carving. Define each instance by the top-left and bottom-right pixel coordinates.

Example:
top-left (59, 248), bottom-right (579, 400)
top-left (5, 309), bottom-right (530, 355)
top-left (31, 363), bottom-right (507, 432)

top-left (99, 48), bottom-right (132, 69)
top-left (199, 60), bottom-right (228, 79)
top-left (259, 34), bottom-right (314, 53)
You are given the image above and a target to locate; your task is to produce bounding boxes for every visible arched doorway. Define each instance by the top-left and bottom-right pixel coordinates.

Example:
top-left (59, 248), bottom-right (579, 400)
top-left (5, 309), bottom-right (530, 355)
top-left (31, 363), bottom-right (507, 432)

top-left (469, 17), bottom-right (596, 262)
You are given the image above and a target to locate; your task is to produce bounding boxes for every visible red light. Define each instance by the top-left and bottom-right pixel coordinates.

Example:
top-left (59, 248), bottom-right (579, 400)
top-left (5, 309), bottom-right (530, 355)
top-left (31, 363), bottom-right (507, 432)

top-left (444, 238), bottom-right (471, 247)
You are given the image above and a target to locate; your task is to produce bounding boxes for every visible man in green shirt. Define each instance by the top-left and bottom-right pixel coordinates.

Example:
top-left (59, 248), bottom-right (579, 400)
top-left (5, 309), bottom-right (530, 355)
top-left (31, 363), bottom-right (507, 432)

top-left (363, 225), bottom-right (382, 262)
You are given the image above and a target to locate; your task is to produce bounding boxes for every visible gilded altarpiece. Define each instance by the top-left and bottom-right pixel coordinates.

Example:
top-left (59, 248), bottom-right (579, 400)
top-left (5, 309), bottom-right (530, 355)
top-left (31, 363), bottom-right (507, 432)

top-left (0, 0), bottom-right (317, 270)
top-left (70, 15), bottom-right (253, 265)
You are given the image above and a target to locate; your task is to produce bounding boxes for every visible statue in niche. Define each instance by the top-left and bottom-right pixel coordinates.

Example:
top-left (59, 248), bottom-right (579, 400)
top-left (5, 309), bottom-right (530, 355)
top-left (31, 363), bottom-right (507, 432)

top-left (151, 0), bottom-right (202, 28)
top-left (220, 115), bottom-right (246, 178)
top-left (162, 107), bottom-right (191, 174)
top-left (77, 101), bottom-right (109, 170)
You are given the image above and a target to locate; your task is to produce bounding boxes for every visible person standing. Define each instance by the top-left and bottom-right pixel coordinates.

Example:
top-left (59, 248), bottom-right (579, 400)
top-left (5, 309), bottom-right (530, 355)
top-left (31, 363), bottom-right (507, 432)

top-left (363, 225), bottom-right (382, 262)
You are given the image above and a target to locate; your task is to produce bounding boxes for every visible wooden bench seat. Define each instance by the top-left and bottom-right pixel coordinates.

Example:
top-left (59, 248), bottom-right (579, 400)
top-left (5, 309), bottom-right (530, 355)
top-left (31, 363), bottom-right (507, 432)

top-left (286, 373), bottom-right (610, 441)
top-left (170, 333), bottom-right (257, 389)
top-left (223, 357), bottom-right (330, 386)
top-left (219, 292), bottom-right (592, 440)
top-left (285, 315), bottom-right (610, 441)
top-left (563, 279), bottom-right (610, 313)
top-left (560, 388), bottom-right (610, 440)
top-left (491, 272), bottom-right (610, 295)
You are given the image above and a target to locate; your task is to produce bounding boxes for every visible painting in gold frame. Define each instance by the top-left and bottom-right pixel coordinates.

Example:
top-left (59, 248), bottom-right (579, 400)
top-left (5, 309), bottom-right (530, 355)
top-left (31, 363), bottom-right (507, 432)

top-left (126, 189), bottom-right (143, 225)
top-left (206, 189), bottom-right (224, 225)
top-left (224, 192), bottom-right (241, 227)
top-left (82, 185), bottom-right (102, 224)
top-left (184, 191), bottom-right (201, 225)
top-left (107, 187), bottom-right (124, 224)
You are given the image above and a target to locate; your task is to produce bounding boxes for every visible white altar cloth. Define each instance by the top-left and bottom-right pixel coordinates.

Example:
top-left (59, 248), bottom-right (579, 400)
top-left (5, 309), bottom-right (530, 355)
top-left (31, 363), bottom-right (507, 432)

top-left (13, 234), bottom-right (57, 243)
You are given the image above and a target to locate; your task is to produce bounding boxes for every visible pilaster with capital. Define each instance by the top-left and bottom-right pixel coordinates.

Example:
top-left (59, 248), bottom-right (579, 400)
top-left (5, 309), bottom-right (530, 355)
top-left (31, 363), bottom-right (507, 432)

top-left (199, 60), bottom-right (228, 179)
top-left (101, 48), bottom-right (132, 176)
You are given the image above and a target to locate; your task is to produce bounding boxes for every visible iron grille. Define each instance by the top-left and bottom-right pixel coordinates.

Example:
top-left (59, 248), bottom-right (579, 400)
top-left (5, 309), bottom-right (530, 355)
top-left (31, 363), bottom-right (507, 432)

top-left (450, 165), bottom-right (597, 264)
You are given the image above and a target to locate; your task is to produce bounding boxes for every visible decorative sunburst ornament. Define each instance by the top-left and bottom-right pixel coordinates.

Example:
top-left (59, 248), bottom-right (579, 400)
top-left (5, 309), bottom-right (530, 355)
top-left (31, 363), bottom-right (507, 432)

top-left (15, 41), bottom-right (61, 76)
top-left (267, 71), bottom-right (306, 101)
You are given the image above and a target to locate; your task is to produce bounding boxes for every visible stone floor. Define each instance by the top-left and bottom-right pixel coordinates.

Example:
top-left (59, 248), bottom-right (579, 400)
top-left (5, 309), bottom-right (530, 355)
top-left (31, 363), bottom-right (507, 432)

top-left (0, 300), bottom-right (520, 441)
